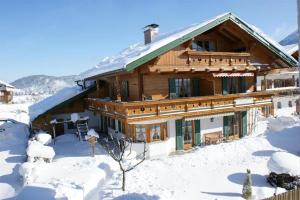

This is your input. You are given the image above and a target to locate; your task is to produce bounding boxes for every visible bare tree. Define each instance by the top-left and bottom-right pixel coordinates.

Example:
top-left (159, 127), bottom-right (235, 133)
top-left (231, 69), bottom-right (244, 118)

top-left (100, 133), bottom-right (147, 191)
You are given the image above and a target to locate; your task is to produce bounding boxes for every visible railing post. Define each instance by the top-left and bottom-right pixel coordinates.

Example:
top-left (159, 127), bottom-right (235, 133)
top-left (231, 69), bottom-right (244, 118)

top-left (157, 105), bottom-right (160, 116)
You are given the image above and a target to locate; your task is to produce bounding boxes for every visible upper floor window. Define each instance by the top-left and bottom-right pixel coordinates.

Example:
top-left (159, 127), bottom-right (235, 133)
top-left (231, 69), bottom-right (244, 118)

top-left (192, 41), bottom-right (216, 52)
top-left (121, 80), bottom-right (129, 101)
top-left (274, 79), bottom-right (295, 88)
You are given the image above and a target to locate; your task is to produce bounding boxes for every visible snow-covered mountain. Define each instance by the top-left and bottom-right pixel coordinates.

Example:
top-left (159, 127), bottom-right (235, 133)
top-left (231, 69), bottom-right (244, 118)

top-left (279, 30), bottom-right (298, 46)
top-left (11, 75), bottom-right (79, 95)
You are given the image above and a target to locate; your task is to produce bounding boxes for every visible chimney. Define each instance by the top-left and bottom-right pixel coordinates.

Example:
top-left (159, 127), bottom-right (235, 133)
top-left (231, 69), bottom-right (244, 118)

top-left (144, 24), bottom-right (159, 45)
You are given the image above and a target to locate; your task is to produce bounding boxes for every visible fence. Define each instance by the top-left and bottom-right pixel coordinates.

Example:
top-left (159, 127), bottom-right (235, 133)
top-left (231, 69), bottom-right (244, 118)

top-left (264, 188), bottom-right (300, 200)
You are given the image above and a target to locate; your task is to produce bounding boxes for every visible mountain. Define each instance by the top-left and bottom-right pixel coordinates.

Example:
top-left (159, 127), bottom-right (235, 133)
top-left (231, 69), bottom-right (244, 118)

top-left (11, 75), bottom-right (79, 95)
top-left (279, 30), bottom-right (298, 46)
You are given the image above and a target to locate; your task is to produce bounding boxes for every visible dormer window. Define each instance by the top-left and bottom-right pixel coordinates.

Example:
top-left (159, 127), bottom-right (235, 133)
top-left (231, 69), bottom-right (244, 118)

top-left (192, 40), bottom-right (216, 52)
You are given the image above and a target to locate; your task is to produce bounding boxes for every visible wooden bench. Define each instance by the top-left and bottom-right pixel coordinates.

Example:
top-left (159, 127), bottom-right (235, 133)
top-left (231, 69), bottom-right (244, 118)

top-left (204, 132), bottom-right (224, 145)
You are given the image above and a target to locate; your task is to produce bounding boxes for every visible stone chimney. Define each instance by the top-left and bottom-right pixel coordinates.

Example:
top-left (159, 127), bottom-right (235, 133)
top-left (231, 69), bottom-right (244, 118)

top-left (144, 24), bottom-right (159, 45)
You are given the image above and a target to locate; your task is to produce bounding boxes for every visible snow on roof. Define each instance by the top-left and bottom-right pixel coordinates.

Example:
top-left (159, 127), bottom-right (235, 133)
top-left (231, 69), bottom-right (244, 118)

top-left (0, 80), bottom-right (14, 88)
top-left (80, 12), bottom-right (230, 79)
top-left (81, 13), bottom-right (296, 79)
top-left (29, 86), bottom-right (85, 120)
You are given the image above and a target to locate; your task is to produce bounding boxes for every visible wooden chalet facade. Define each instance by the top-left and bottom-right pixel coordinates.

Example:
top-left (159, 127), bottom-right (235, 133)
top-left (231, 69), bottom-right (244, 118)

top-left (0, 80), bottom-right (14, 103)
top-left (31, 13), bottom-right (297, 157)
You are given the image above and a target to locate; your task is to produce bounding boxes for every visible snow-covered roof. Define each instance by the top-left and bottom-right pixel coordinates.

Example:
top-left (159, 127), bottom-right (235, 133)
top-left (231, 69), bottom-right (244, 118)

top-left (29, 86), bottom-right (89, 120)
top-left (81, 12), bottom-right (297, 79)
top-left (0, 80), bottom-right (14, 88)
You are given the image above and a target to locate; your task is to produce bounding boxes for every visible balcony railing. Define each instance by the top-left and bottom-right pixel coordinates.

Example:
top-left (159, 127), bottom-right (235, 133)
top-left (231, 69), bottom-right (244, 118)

top-left (187, 51), bottom-right (250, 66)
top-left (86, 92), bottom-right (273, 121)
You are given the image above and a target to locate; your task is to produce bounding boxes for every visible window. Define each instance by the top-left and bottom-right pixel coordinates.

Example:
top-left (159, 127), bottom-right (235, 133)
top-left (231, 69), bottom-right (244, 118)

top-left (135, 125), bottom-right (146, 142)
top-left (288, 101), bottom-right (293, 107)
top-left (121, 80), bottom-right (129, 101)
top-left (192, 41), bottom-right (216, 52)
top-left (150, 124), bottom-right (161, 141)
top-left (277, 102), bottom-right (282, 109)
top-left (274, 79), bottom-right (295, 88)
top-left (118, 120), bottom-right (122, 132)
top-left (182, 121), bottom-right (193, 145)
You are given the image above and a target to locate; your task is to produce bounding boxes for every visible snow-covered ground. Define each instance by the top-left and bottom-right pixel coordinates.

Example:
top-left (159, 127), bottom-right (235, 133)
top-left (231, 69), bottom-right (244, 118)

top-left (1, 99), bottom-right (300, 200)
top-left (101, 116), bottom-right (300, 200)
top-left (0, 99), bottom-right (33, 199)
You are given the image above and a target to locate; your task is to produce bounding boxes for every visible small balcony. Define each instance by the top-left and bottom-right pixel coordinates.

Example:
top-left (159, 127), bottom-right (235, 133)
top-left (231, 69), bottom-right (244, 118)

top-left (86, 92), bottom-right (273, 122)
top-left (187, 51), bottom-right (250, 66)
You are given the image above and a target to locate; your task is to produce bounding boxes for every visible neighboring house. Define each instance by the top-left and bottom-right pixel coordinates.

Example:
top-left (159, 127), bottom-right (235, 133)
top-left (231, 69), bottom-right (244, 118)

top-left (0, 80), bottom-right (14, 103)
top-left (257, 68), bottom-right (299, 117)
top-left (31, 13), bottom-right (297, 158)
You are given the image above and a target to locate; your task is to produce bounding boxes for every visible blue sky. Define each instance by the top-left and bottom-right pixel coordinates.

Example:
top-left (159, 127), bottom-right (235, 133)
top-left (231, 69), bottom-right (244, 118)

top-left (0, 0), bottom-right (297, 82)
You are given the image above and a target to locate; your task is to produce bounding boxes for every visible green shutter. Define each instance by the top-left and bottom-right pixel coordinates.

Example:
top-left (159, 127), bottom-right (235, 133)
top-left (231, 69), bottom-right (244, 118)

top-left (169, 79), bottom-right (176, 98)
top-left (192, 78), bottom-right (200, 96)
top-left (241, 111), bottom-right (247, 137)
top-left (223, 116), bottom-right (229, 138)
top-left (222, 77), bottom-right (228, 95)
top-left (194, 120), bottom-right (201, 145)
top-left (239, 77), bottom-right (246, 93)
top-left (175, 119), bottom-right (183, 150)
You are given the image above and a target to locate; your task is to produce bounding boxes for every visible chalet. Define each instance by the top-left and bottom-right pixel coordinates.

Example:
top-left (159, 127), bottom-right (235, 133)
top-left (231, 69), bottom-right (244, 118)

top-left (31, 13), bottom-right (298, 158)
top-left (0, 80), bottom-right (14, 103)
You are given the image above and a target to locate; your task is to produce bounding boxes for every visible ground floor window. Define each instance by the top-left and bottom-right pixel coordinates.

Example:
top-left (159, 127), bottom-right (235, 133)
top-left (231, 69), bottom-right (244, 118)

top-left (135, 125), bottom-right (146, 142)
top-left (288, 101), bottom-right (293, 107)
top-left (150, 124), bottom-right (161, 141)
top-left (277, 102), bottom-right (282, 109)
top-left (133, 123), bottom-right (167, 143)
top-left (182, 121), bottom-right (193, 145)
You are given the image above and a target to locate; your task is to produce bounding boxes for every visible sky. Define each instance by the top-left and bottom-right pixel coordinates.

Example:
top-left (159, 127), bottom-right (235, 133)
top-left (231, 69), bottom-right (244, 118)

top-left (0, 0), bottom-right (297, 82)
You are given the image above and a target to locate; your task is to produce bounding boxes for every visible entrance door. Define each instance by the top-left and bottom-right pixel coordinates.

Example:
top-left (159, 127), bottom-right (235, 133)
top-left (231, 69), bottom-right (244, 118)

top-left (182, 121), bottom-right (193, 149)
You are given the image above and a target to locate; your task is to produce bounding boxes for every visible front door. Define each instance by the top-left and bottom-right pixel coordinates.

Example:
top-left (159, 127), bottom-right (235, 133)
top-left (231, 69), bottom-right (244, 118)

top-left (182, 121), bottom-right (193, 150)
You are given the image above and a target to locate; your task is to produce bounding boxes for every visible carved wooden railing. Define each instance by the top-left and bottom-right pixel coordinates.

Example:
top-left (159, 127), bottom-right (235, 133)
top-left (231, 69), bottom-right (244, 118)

top-left (86, 92), bottom-right (273, 119)
top-left (187, 51), bottom-right (250, 67)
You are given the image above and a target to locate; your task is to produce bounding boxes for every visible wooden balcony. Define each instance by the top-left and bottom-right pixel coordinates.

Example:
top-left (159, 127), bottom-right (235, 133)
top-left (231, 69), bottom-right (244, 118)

top-left (147, 51), bottom-right (254, 73)
top-left (86, 92), bottom-right (273, 122)
top-left (187, 51), bottom-right (250, 66)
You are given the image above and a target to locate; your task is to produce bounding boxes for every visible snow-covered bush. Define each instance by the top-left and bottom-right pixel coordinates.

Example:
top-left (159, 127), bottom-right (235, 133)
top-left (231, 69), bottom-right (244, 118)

top-left (35, 132), bottom-right (52, 145)
top-left (19, 162), bottom-right (34, 184)
top-left (242, 169), bottom-right (252, 200)
top-left (27, 140), bottom-right (55, 162)
top-left (267, 152), bottom-right (300, 176)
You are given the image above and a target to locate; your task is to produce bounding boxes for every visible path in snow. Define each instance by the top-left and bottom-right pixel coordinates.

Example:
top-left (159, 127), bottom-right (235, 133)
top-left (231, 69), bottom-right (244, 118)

top-left (99, 117), bottom-right (300, 200)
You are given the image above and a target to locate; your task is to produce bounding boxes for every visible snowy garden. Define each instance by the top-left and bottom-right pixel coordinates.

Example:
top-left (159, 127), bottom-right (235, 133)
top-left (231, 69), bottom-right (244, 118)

top-left (0, 102), bottom-right (300, 200)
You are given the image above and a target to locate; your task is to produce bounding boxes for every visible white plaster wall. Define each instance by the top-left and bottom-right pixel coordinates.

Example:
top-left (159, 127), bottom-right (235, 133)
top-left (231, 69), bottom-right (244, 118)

top-left (273, 96), bottom-right (299, 117)
top-left (200, 117), bottom-right (223, 134)
top-left (257, 76), bottom-right (264, 91)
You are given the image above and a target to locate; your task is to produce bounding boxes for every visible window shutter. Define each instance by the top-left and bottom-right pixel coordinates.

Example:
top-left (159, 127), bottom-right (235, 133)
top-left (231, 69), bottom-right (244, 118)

top-left (239, 77), bottom-right (246, 93)
top-left (241, 111), bottom-right (247, 137)
top-left (192, 78), bottom-right (200, 96)
top-left (223, 116), bottom-right (229, 138)
top-left (194, 120), bottom-right (201, 145)
top-left (169, 79), bottom-right (176, 99)
top-left (175, 119), bottom-right (183, 150)
top-left (222, 77), bottom-right (228, 95)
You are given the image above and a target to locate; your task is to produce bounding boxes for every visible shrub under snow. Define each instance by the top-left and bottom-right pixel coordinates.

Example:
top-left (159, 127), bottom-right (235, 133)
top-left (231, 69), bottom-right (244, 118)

top-left (267, 152), bottom-right (300, 176)
top-left (27, 140), bottom-right (55, 162)
top-left (35, 132), bottom-right (52, 145)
